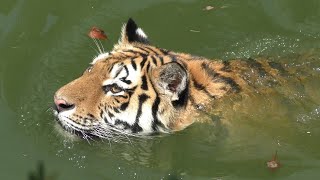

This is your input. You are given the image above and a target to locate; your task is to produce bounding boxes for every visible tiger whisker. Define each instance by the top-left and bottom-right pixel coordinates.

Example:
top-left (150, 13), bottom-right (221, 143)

top-left (80, 130), bottom-right (91, 145)
top-left (92, 38), bottom-right (103, 54)
top-left (46, 108), bottom-right (53, 113)
top-left (97, 39), bottom-right (105, 53)
top-left (89, 45), bottom-right (100, 55)
top-left (92, 124), bottom-right (128, 144)
top-left (97, 123), bottom-right (135, 145)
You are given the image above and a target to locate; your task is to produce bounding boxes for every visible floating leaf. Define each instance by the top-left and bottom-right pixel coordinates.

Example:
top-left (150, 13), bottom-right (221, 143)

top-left (267, 151), bottom-right (281, 170)
top-left (88, 26), bottom-right (108, 40)
top-left (203, 6), bottom-right (214, 11)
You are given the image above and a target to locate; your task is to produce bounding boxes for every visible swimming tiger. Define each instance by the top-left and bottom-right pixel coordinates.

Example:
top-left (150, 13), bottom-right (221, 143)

top-left (53, 18), bottom-right (317, 138)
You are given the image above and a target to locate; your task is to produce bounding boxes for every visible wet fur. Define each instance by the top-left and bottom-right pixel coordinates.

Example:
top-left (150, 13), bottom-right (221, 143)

top-left (54, 18), bottom-right (310, 137)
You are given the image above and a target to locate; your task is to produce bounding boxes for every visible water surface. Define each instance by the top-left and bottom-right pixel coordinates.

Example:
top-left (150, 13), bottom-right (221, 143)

top-left (1, 0), bottom-right (320, 179)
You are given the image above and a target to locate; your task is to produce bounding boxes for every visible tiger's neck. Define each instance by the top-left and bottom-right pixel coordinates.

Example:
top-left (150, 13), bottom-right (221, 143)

top-left (168, 53), bottom-right (243, 131)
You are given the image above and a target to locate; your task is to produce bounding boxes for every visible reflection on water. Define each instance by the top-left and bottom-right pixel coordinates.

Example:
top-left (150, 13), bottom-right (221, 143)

top-left (259, 0), bottom-right (320, 38)
top-left (0, 0), bottom-right (25, 45)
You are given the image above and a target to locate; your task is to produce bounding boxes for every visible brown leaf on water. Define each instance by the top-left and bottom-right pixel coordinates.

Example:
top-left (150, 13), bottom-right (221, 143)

top-left (88, 26), bottom-right (108, 40)
top-left (267, 151), bottom-right (281, 170)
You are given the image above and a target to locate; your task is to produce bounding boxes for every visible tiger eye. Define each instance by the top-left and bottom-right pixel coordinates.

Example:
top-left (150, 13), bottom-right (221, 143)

top-left (110, 85), bottom-right (122, 93)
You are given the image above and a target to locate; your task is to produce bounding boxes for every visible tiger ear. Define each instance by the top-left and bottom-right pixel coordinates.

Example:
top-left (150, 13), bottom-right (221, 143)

top-left (152, 62), bottom-right (188, 102)
top-left (119, 18), bottom-right (149, 44)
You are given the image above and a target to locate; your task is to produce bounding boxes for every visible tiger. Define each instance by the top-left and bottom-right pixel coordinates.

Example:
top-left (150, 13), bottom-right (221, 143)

top-left (53, 18), bottom-right (317, 139)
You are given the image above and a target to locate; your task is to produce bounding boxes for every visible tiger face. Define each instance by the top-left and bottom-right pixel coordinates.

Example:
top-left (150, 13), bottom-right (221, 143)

top-left (54, 19), bottom-right (191, 137)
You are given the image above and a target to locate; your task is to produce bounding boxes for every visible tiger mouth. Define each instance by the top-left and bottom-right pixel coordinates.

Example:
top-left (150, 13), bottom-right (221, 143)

top-left (52, 109), bottom-right (98, 139)
top-left (54, 116), bottom-right (99, 139)
top-left (53, 110), bottom-right (135, 141)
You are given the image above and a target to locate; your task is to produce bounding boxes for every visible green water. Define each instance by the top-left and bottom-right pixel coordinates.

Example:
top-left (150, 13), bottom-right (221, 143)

top-left (1, 0), bottom-right (320, 179)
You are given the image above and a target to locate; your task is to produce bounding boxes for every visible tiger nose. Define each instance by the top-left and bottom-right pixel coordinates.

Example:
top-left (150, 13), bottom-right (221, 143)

top-left (54, 97), bottom-right (75, 112)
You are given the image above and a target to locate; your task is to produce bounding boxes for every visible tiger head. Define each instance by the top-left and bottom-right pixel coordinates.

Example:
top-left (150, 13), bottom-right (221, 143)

top-left (53, 19), bottom-right (191, 138)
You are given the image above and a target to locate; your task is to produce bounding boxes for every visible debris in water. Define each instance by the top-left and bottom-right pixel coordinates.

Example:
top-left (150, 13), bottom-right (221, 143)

top-left (190, 29), bottom-right (201, 33)
top-left (88, 26), bottom-right (108, 40)
top-left (203, 6), bottom-right (214, 11)
top-left (267, 151), bottom-right (281, 170)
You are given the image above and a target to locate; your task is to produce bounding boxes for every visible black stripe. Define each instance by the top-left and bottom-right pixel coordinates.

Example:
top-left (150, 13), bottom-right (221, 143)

top-left (247, 58), bottom-right (267, 77)
top-left (151, 56), bottom-right (158, 66)
top-left (141, 75), bottom-right (148, 90)
top-left (201, 62), bottom-right (219, 78)
top-left (151, 96), bottom-right (165, 131)
top-left (131, 123), bottom-right (143, 133)
top-left (123, 49), bottom-right (148, 55)
top-left (108, 111), bottom-right (114, 118)
top-left (108, 62), bottom-right (116, 74)
top-left (104, 104), bottom-right (108, 112)
top-left (121, 79), bottom-right (132, 84)
top-left (193, 79), bottom-right (205, 90)
top-left (127, 86), bottom-right (137, 96)
top-left (137, 47), bottom-right (151, 54)
top-left (115, 119), bottom-right (131, 130)
top-left (193, 79), bottom-right (216, 98)
top-left (131, 58), bottom-right (137, 70)
top-left (140, 56), bottom-right (148, 68)
top-left (146, 62), bottom-right (151, 72)
top-left (159, 56), bottom-right (164, 65)
top-left (159, 48), bottom-right (169, 55)
top-left (202, 62), bottom-right (241, 93)
top-left (120, 76), bottom-right (132, 84)
top-left (103, 117), bottom-right (108, 123)
top-left (118, 52), bottom-right (130, 58)
top-left (216, 76), bottom-right (241, 93)
top-left (179, 60), bottom-right (188, 70)
top-left (268, 61), bottom-right (287, 75)
top-left (120, 102), bottom-right (129, 111)
top-left (122, 49), bottom-right (139, 54)
top-left (87, 113), bottom-right (95, 118)
top-left (144, 46), bottom-right (159, 54)
top-left (114, 68), bottom-right (122, 78)
top-left (221, 61), bottom-right (232, 72)
top-left (118, 86), bottom-right (136, 112)
top-left (123, 65), bottom-right (129, 76)
top-left (113, 107), bottom-right (120, 113)
top-left (132, 94), bottom-right (150, 133)
top-left (99, 111), bottom-right (104, 118)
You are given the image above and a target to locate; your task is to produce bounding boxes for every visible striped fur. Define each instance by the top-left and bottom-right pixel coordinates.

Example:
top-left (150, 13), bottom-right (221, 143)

top-left (53, 19), bottom-right (298, 138)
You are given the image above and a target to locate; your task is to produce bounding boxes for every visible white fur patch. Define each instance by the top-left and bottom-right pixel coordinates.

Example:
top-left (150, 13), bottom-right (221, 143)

top-left (91, 52), bottom-right (109, 64)
top-left (103, 63), bottom-right (140, 89)
top-left (136, 28), bottom-right (147, 38)
top-left (57, 108), bottom-right (91, 130)
top-left (110, 64), bottom-right (123, 78)
top-left (138, 105), bottom-right (153, 133)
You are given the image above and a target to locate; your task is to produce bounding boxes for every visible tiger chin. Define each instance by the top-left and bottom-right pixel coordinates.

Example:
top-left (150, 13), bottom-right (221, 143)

top-left (53, 18), bottom-right (302, 139)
